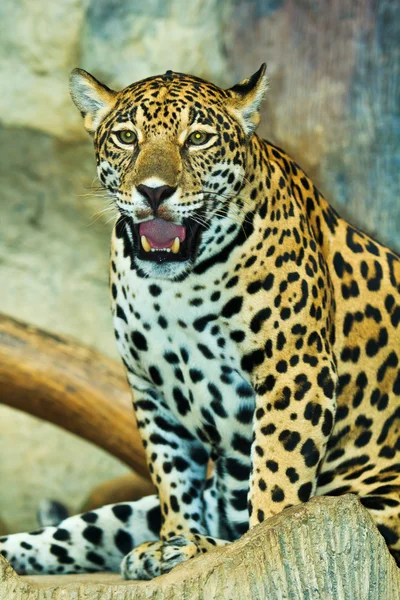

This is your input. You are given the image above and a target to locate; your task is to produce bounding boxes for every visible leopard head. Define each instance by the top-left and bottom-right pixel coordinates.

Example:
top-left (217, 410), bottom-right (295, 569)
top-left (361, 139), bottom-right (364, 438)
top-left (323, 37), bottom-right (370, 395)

top-left (70, 65), bottom-right (267, 280)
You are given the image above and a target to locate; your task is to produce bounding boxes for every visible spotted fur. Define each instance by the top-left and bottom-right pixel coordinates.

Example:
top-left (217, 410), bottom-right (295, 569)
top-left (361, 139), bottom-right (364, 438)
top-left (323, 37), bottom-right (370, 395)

top-left (1, 65), bottom-right (399, 579)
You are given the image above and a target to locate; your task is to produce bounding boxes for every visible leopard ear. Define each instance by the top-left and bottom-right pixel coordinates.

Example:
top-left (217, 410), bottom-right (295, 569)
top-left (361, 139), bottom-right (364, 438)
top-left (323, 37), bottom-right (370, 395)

top-left (226, 64), bottom-right (268, 136)
top-left (69, 68), bottom-right (117, 134)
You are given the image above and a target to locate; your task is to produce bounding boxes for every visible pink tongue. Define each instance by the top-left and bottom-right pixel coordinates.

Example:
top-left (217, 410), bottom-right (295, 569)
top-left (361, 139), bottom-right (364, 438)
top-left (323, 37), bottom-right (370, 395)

top-left (139, 218), bottom-right (186, 249)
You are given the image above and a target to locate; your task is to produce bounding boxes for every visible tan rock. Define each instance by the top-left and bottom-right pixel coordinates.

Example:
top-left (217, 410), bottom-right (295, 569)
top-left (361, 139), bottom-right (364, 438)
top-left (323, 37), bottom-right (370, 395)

top-left (0, 495), bottom-right (398, 599)
top-left (0, 0), bottom-right (233, 140)
top-left (0, 0), bottom-right (85, 139)
top-left (81, 0), bottom-right (231, 88)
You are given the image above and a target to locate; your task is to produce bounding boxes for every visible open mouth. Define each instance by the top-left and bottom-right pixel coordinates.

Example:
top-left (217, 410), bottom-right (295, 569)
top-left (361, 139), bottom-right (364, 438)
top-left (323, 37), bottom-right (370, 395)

top-left (135, 217), bottom-right (202, 263)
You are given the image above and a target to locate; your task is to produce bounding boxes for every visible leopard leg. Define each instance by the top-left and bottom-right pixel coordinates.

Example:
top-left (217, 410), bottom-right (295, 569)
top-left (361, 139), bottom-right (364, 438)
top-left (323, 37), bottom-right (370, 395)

top-left (207, 455), bottom-right (251, 541)
top-left (119, 377), bottom-right (219, 579)
top-left (203, 474), bottom-right (226, 538)
top-left (0, 495), bottom-right (160, 575)
top-left (248, 357), bottom-right (337, 526)
top-left (360, 468), bottom-right (400, 564)
top-left (120, 474), bottom-right (230, 580)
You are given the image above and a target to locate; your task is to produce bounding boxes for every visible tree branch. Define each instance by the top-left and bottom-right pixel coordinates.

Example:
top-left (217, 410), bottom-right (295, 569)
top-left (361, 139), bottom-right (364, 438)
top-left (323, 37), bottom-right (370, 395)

top-left (0, 314), bottom-right (148, 477)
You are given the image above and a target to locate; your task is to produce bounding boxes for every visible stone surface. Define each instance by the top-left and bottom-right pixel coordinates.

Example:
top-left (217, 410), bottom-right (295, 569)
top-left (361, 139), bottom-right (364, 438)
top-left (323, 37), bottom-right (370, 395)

top-left (81, 0), bottom-right (231, 90)
top-left (0, 0), bottom-right (232, 140)
top-left (0, 495), bottom-right (399, 599)
top-left (227, 0), bottom-right (400, 253)
top-left (0, 0), bottom-right (86, 139)
top-left (0, 126), bottom-right (115, 353)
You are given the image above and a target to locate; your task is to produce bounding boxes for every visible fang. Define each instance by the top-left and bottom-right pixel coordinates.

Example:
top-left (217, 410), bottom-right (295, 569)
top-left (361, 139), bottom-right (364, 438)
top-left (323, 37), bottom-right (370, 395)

top-left (141, 235), bottom-right (151, 252)
top-left (171, 237), bottom-right (180, 254)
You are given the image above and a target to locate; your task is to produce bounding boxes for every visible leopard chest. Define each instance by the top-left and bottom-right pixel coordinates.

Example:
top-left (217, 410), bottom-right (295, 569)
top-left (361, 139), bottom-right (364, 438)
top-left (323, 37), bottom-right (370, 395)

top-left (111, 270), bottom-right (255, 453)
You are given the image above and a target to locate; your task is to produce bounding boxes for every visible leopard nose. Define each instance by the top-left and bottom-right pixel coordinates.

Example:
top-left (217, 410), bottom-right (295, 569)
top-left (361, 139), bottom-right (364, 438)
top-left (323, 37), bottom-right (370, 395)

top-left (137, 184), bottom-right (177, 211)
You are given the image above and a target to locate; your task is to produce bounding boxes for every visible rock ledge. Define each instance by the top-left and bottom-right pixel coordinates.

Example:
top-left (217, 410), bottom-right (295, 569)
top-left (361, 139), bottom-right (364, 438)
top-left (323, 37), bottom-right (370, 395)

top-left (1, 494), bottom-right (399, 599)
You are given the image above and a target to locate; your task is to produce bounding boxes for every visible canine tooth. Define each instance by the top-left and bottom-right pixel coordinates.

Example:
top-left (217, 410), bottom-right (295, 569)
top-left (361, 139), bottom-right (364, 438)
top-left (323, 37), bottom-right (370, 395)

top-left (171, 237), bottom-right (180, 254)
top-left (141, 235), bottom-right (151, 252)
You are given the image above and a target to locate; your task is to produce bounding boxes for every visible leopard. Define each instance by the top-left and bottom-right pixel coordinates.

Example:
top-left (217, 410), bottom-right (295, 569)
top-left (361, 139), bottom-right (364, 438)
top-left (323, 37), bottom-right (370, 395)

top-left (1, 64), bottom-right (400, 581)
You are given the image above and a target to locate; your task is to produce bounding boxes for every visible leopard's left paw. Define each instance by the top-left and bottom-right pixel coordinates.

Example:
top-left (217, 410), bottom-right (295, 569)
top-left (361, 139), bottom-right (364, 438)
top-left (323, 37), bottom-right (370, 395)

top-left (121, 541), bottom-right (162, 580)
top-left (121, 534), bottom-right (225, 580)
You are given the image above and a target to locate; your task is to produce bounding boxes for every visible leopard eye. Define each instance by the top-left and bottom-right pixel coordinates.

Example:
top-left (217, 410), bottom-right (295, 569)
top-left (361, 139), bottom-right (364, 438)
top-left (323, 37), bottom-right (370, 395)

top-left (115, 130), bottom-right (137, 145)
top-left (187, 131), bottom-right (212, 146)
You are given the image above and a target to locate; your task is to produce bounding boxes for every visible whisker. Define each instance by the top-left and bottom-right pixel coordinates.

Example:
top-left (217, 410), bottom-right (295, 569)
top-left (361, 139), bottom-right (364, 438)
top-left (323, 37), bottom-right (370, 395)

top-left (87, 202), bottom-right (119, 227)
top-left (202, 190), bottom-right (257, 215)
top-left (74, 192), bottom-right (111, 201)
top-left (92, 205), bottom-right (117, 216)
top-left (208, 205), bottom-right (253, 227)
top-left (104, 213), bottom-right (119, 226)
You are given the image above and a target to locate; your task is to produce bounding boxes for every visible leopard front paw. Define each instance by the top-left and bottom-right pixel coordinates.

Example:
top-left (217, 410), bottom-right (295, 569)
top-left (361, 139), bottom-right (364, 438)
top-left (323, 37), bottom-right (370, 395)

top-left (121, 534), bottom-right (221, 580)
top-left (121, 541), bottom-right (163, 580)
top-left (159, 535), bottom-right (200, 574)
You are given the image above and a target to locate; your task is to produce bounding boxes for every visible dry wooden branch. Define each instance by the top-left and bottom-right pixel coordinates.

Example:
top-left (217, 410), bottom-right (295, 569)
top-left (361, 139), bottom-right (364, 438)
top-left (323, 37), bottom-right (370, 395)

top-left (0, 314), bottom-right (148, 477)
top-left (1, 495), bottom-right (398, 599)
top-left (81, 473), bottom-right (156, 512)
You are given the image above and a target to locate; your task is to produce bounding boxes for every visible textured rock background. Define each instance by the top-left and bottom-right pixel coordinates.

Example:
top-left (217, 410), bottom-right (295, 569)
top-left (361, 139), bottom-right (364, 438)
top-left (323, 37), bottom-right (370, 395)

top-left (0, 0), bottom-right (399, 533)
